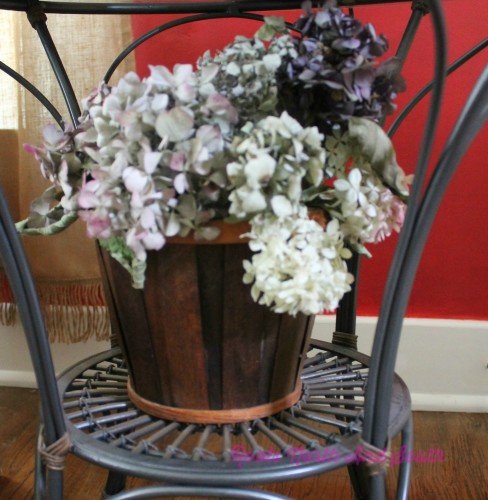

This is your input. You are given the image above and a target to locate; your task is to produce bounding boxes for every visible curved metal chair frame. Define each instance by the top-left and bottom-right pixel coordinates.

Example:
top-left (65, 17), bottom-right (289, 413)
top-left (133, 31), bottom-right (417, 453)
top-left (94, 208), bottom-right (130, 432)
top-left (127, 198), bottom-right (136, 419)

top-left (0, 1), bottom-right (486, 499)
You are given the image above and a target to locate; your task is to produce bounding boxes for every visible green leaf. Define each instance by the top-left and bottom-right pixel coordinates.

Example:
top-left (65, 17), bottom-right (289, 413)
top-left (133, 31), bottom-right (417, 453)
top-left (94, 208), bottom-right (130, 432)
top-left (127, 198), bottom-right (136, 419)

top-left (301, 184), bottom-right (329, 202)
top-left (348, 117), bottom-right (410, 198)
top-left (16, 209), bottom-right (78, 236)
top-left (255, 16), bottom-right (287, 41)
top-left (98, 237), bottom-right (147, 289)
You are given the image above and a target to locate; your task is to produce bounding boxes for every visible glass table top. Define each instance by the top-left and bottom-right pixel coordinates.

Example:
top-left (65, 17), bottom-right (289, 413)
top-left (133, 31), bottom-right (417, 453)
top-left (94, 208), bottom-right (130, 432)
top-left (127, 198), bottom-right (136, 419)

top-left (0, 0), bottom-right (409, 14)
top-left (0, 1), bottom-right (299, 14)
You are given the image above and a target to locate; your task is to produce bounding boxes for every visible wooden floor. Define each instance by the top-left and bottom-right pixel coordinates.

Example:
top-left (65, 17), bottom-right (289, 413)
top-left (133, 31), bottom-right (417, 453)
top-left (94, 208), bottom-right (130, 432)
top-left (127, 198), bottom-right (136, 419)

top-left (0, 387), bottom-right (486, 499)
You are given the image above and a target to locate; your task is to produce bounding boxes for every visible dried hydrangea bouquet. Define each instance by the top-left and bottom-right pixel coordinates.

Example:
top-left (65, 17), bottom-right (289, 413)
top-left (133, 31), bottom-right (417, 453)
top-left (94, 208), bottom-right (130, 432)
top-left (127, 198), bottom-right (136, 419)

top-left (23, 0), bottom-right (408, 316)
top-left (21, 1), bottom-right (410, 419)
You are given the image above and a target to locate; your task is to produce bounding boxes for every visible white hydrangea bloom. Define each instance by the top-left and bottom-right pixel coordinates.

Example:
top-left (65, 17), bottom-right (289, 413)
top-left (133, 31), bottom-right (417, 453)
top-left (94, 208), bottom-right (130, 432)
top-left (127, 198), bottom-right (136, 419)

top-left (320, 128), bottom-right (409, 254)
top-left (243, 211), bottom-right (353, 315)
top-left (328, 165), bottom-right (408, 250)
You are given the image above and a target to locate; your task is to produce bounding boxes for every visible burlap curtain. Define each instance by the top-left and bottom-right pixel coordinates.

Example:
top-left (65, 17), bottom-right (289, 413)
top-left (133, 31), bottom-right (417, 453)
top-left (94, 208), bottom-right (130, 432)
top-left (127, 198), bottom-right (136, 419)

top-left (0, 7), bottom-right (135, 342)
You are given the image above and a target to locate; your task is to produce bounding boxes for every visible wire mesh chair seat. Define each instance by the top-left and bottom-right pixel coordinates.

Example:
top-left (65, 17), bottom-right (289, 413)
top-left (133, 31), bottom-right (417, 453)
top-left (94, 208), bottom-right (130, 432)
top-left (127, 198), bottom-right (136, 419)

top-left (56, 342), bottom-right (409, 488)
top-left (1, 0), bottom-right (487, 499)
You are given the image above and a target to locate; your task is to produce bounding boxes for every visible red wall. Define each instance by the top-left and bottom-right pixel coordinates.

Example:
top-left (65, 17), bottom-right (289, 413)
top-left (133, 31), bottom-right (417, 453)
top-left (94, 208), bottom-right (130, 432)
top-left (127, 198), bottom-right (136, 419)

top-left (131, 1), bottom-right (488, 320)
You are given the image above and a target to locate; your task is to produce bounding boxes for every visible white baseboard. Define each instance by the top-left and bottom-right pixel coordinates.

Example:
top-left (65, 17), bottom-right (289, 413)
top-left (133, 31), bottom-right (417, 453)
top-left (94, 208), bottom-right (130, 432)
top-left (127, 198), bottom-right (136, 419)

top-left (1, 316), bottom-right (487, 412)
top-left (0, 369), bottom-right (36, 388)
top-left (0, 320), bottom-right (110, 389)
top-left (411, 394), bottom-right (488, 413)
top-left (312, 316), bottom-right (488, 412)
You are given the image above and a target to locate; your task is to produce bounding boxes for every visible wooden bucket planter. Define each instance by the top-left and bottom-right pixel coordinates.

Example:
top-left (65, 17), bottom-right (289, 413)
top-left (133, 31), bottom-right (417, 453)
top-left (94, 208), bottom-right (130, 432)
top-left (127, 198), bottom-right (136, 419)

top-left (98, 223), bottom-right (314, 424)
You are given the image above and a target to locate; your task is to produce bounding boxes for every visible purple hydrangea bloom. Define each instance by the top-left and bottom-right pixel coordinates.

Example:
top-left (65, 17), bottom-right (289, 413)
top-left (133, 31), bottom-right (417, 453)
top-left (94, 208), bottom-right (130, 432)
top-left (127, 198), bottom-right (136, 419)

top-left (276, 0), bottom-right (405, 134)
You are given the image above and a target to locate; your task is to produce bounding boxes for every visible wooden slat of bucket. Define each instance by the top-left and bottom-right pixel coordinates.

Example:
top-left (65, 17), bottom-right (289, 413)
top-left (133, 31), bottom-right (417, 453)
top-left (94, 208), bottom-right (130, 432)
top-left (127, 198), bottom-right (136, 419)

top-left (256, 310), bottom-right (282, 405)
top-left (96, 247), bottom-right (126, 354)
top-left (99, 249), bottom-right (165, 403)
top-left (296, 315), bottom-right (316, 380)
top-left (145, 246), bottom-right (210, 409)
top-left (221, 244), bottom-right (282, 408)
top-left (196, 245), bottom-right (225, 410)
top-left (270, 313), bottom-right (309, 401)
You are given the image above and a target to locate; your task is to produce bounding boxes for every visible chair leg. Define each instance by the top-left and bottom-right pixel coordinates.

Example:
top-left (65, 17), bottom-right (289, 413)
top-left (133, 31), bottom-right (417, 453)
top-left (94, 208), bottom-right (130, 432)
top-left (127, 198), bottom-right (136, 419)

top-left (368, 473), bottom-right (387, 500)
top-left (396, 415), bottom-right (413, 500)
top-left (104, 470), bottom-right (127, 497)
top-left (351, 414), bottom-right (413, 500)
top-left (34, 431), bottom-right (47, 500)
top-left (35, 426), bottom-right (65, 499)
top-left (348, 465), bottom-right (387, 500)
top-left (346, 462), bottom-right (368, 499)
top-left (45, 469), bottom-right (65, 500)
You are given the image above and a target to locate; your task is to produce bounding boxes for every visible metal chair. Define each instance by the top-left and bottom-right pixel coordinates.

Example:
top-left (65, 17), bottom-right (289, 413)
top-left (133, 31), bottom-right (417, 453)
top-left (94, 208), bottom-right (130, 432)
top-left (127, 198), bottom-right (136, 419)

top-left (0, 0), bottom-right (486, 498)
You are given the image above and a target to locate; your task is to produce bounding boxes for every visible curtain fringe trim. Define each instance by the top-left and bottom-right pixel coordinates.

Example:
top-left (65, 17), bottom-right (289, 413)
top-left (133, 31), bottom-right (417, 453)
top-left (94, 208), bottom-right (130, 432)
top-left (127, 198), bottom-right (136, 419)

top-left (0, 271), bottom-right (110, 343)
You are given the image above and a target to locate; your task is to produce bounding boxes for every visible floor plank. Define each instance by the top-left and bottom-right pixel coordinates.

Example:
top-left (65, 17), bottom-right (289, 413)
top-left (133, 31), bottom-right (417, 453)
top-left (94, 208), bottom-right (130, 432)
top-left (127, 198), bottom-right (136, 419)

top-left (0, 387), bottom-right (486, 499)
